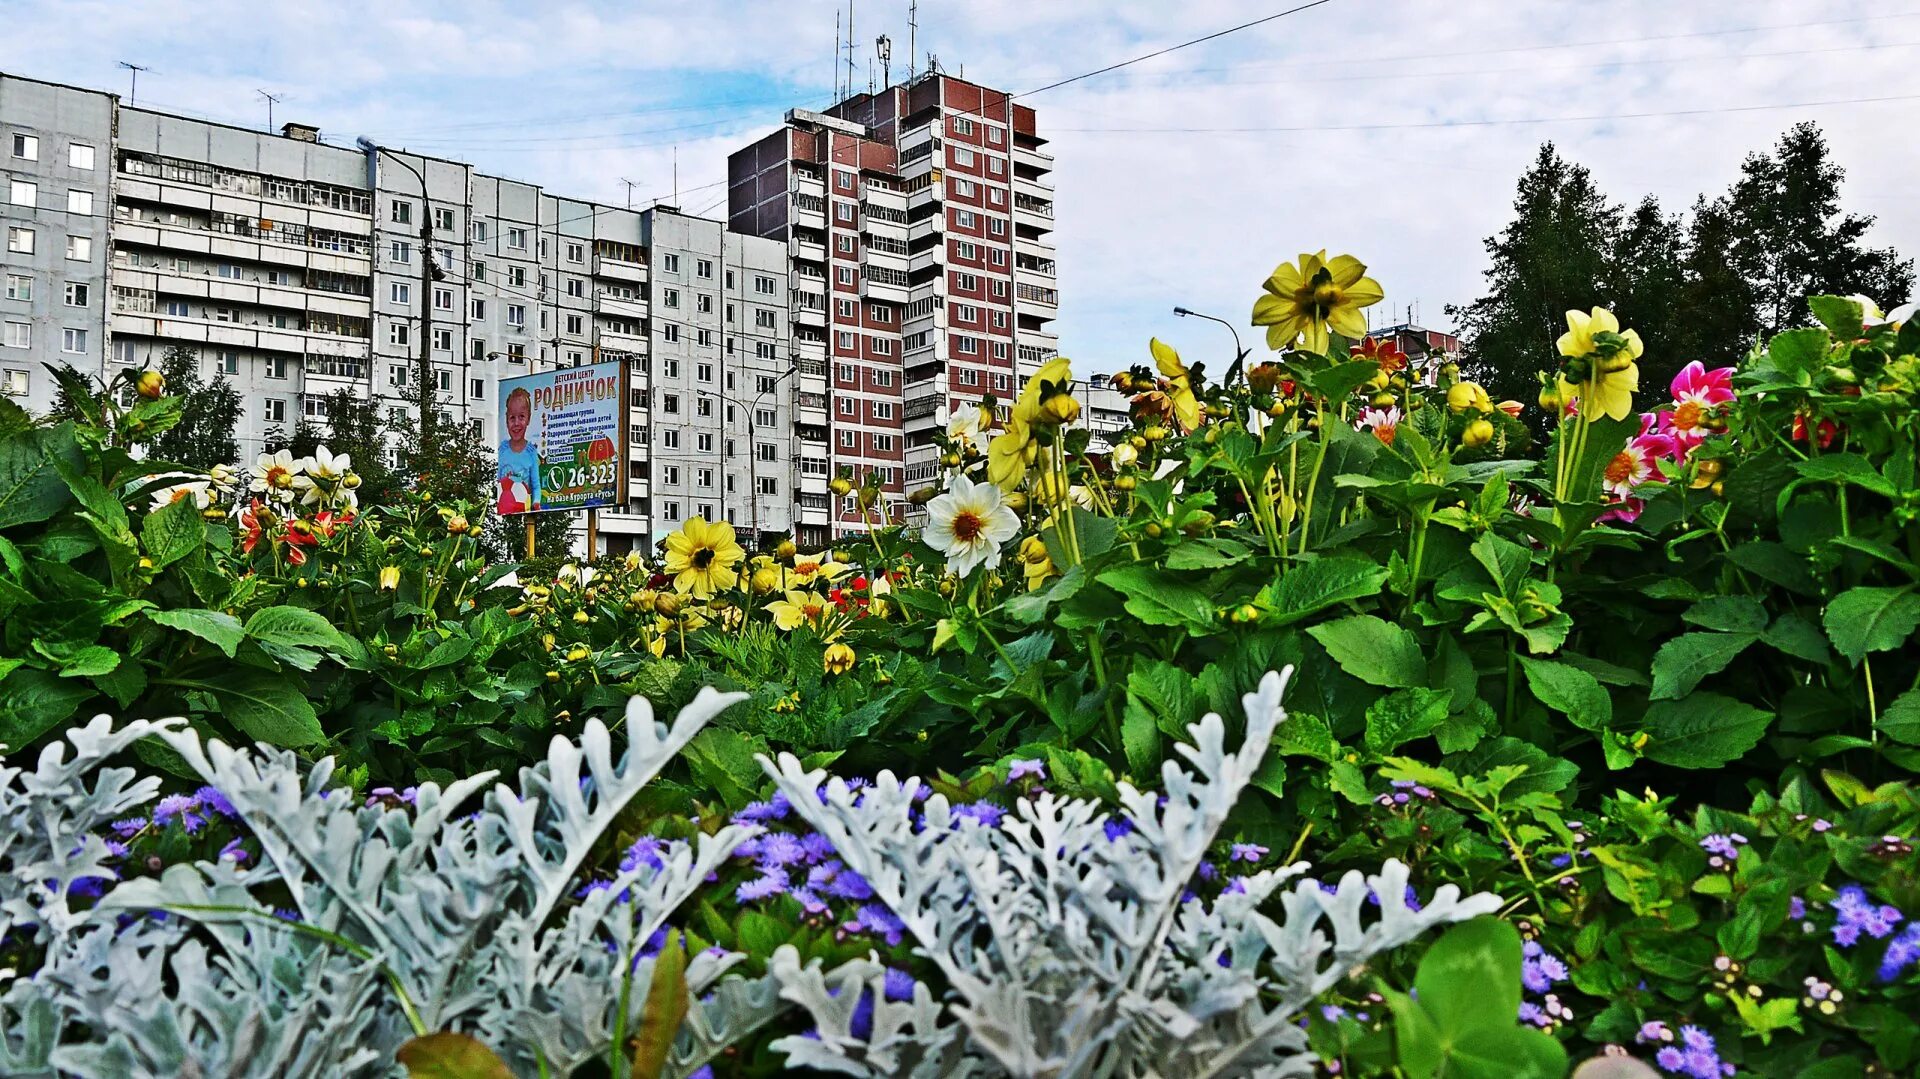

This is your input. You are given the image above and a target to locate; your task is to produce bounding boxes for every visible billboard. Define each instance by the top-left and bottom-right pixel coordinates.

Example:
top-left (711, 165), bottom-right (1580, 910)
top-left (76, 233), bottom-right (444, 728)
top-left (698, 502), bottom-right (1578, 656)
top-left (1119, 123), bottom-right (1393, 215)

top-left (496, 360), bottom-right (627, 516)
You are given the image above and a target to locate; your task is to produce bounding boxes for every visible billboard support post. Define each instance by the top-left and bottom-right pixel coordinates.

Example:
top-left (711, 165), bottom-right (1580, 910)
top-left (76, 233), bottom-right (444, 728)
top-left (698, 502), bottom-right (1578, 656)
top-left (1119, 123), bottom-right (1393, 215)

top-left (525, 518), bottom-right (536, 561)
top-left (586, 508), bottom-right (598, 560)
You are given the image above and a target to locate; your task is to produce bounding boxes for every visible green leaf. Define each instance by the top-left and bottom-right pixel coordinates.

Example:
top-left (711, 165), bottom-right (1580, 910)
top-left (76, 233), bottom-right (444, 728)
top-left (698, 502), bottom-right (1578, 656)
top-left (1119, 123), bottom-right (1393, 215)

top-left (1272, 711), bottom-right (1339, 763)
top-left (1807, 295), bottom-right (1864, 337)
top-left (1644, 693), bottom-right (1773, 768)
top-left (1682, 596), bottom-right (1769, 634)
top-left (1004, 564), bottom-right (1087, 624)
top-left (191, 671), bottom-right (326, 746)
top-left (1766, 326), bottom-right (1829, 376)
top-left (683, 728), bottom-right (772, 808)
top-left (1725, 542), bottom-right (1820, 597)
top-left (0, 423), bottom-right (82, 530)
top-left (244, 605), bottom-right (352, 651)
top-left (1762, 612), bottom-right (1832, 665)
top-left (1165, 536), bottom-right (1252, 570)
top-left (1125, 659), bottom-right (1198, 740)
top-left (1307, 615), bottom-right (1425, 688)
top-left (1877, 689), bottom-right (1920, 746)
top-left (395, 1032), bottom-right (515, 1079)
top-left (1445, 737), bottom-right (1577, 796)
top-left (1364, 687), bottom-right (1453, 756)
top-left (1519, 657), bottom-right (1611, 731)
top-left (141, 495), bottom-right (207, 569)
top-left (1792, 453), bottom-right (1896, 497)
top-left (1650, 632), bottom-right (1758, 700)
top-left (1415, 918), bottom-right (1523, 1038)
top-left (0, 666), bottom-right (98, 748)
top-left (1308, 359), bottom-right (1383, 401)
top-left (1824, 587), bottom-right (1920, 666)
top-left (150, 608), bottom-right (246, 658)
top-left (1095, 566), bottom-right (1216, 633)
top-left (53, 645), bottom-right (120, 678)
top-left (630, 929), bottom-right (690, 1079)
top-left (1264, 557), bottom-right (1388, 626)
top-left (1121, 703), bottom-right (1160, 778)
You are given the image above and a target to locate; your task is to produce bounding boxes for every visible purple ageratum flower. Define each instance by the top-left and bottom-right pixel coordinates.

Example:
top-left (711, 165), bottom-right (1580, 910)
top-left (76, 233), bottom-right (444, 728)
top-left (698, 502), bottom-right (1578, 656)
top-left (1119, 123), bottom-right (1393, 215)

top-left (732, 793), bottom-right (792, 824)
top-left (1006, 759), bottom-right (1046, 783)
top-left (109, 816), bottom-right (148, 839)
top-left (817, 777), bottom-right (870, 805)
top-left (816, 863), bottom-right (875, 901)
top-left (1104, 816), bottom-right (1135, 841)
top-left (1229, 843), bottom-right (1268, 864)
top-left (1195, 861), bottom-right (1218, 882)
top-left (949, 802), bottom-right (1005, 828)
top-left (152, 794), bottom-right (206, 834)
top-left (849, 988), bottom-right (876, 1040)
top-left (843, 903), bottom-right (907, 947)
top-left (620, 836), bottom-right (669, 874)
top-left (195, 786), bottom-right (239, 819)
top-left (218, 837), bottom-right (249, 864)
top-left (734, 868), bottom-right (790, 904)
top-left (799, 832), bottom-right (836, 864)
top-left (1788, 895), bottom-right (1807, 920)
top-left (1516, 1001), bottom-right (1548, 1028)
top-left (1637, 1021), bottom-right (1673, 1044)
top-left (1320, 1004), bottom-right (1347, 1022)
top-left (1680, 1048), bottom-right (1723, 1079)
top-left (103, 839), bottom-right (130, 860)
top-left (791, 887), bottom-right (830, 916)
top-left (1679, 1026), bottom-right (1714, 1053)
top-left (1832, 884), bottom-right (1903, 947)
top-left (1223, 876), bottom-right (1248, 896)
top-left (1655, 1047), bottom-right (1685, 1073)
top-left (755, 832), bottom-right (810, 868)
top-left (883, 967), bottom-right (916, 1003)
top-left (1878, 922), bottom-right (1920, 983)
top-left (688, 1067), bottom-right (714, 1079)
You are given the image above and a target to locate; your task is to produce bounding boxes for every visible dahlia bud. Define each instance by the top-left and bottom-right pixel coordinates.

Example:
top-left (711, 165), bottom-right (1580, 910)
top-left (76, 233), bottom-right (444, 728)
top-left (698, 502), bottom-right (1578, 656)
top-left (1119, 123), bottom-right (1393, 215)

top-left (1462, 418), bottom-right (1495, 448)
top-left (134, 369), bottom-right (166, 399)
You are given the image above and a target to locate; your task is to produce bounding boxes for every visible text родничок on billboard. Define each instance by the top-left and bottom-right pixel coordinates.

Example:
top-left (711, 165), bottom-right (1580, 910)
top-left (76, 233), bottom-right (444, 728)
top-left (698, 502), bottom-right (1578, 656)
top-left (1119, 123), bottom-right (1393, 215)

top-left (496, 360), bottom-right (625, 516)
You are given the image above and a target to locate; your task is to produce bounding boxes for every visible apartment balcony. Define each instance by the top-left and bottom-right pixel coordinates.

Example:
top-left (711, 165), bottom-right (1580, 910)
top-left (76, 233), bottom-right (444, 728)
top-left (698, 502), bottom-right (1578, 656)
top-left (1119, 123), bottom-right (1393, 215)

top-left (1015, 282), bottom-right (1059, 311)
top-left (798, 390), bottom-right (829, 427)
top-left (1015, 253), bottom-right (1057, 279)
top-left (905, 178), bottom-right (942, 213)
top-left (799, 471), bottom-right (829, 497)
top-left (903, 383), bottom-right (946, 427)
top-left (793, 336), bottom-right (827, 362)
top-left (863, 186), bottom-right (908, 214)
top-left (597, 294), bottom-right (649, 320)
top-left (1014, 145), bottom-right (1055, 174)
top-left (792, 201), bottom-right (826, 232)
top-left (111, 310), bottom-right (369, 358)
top-left (790, 236), bottom-right (827, 264)
top-left (862, 276), bottom-right (911, 306)
top-left (793, 303), bottom-right (827, 329)
top-left (1014, 174), bottom-right (1055, 202)
top-left (304, 355), bottom-right (369, 386)
top-left (1016, 325), bottom-right (1060, 355)
top-left (1013, 195), bottom-right (1054, 233)
top-left (1015, 234), bottom-right (1057, 264)
top-left (863, 244), bottom-right (909, 275)
top-left (593, 253), bottom-right (646, 283)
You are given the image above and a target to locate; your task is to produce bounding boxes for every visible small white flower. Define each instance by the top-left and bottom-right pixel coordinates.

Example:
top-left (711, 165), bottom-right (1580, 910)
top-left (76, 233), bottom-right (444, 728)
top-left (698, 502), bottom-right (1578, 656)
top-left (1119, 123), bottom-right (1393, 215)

top-left (249, 449), bottom-right (300, 500)
top-left (922, 474), bottom-right (1021, 579)
top-left (293, 446), bottom-right (352, 506)
top-left (148, 480), bottom-right (211, 514)
top-left (1110, 441), bottom-right (1138, 469)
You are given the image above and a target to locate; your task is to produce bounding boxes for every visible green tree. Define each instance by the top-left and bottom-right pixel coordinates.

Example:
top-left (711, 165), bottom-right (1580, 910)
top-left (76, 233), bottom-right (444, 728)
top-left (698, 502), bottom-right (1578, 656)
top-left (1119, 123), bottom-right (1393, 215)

top-left (146, 345), bottom-right (241, 468)
top-left (1606, 195), bottom-right (1689, 394)
top-left (1450, 143), bottom-right (1622, 417)
top-left (1711, 121), bottom-right (1914, 342)
top-left (1669, 196), bottom-right (1759, 368)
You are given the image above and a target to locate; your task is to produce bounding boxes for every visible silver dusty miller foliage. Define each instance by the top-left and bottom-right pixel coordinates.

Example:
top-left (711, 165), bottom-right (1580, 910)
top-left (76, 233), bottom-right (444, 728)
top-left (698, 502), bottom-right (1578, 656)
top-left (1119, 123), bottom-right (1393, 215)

top-left (760, 667), bottom-right (1504, 1079)
top-left (0, 688), bottom-right (786, 1078)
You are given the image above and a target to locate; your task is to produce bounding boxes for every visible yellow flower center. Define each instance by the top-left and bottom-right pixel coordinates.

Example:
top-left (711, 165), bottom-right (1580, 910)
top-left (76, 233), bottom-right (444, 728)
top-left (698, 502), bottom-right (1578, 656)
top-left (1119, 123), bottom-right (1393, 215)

top-left (1604, 452), bottom-right (1636, 486)
top-left (952, 511), bottom-right (984, 541)
top-left (693, 548), bottom-right (715, 569)
top-left (796, 561), bottom-right (820, 575)
top-left (1672, 400), bottom-right (1703, 430)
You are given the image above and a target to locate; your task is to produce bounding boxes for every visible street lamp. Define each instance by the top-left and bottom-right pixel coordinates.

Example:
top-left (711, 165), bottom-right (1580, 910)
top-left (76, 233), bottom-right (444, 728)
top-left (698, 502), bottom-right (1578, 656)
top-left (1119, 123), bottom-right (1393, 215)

top-left (1172, 306), bottom-right (1251, 389)
top-left (357, 137), bottom-right (442, 453)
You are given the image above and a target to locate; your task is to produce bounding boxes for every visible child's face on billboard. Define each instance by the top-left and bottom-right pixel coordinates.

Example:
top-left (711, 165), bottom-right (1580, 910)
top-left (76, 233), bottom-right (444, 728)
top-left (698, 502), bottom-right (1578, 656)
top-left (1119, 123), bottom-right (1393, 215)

top-left (506, 396), bottom-right (529, 441)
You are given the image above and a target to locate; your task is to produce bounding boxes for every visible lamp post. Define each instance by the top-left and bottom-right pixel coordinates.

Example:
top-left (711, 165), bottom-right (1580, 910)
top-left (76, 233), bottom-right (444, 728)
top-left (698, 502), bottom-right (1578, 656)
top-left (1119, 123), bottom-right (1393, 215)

top-left (357, 138), bottom-right (442, 457)
top-left (748, 363), bottom-right (799, 543)
top-left (1172, 306), bottom-right (1251, 389)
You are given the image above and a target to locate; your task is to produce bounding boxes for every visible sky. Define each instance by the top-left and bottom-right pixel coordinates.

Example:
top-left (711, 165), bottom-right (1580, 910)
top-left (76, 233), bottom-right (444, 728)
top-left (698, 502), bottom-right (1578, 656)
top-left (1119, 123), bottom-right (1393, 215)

top-left (4, 0), bottom-right (1917, 371)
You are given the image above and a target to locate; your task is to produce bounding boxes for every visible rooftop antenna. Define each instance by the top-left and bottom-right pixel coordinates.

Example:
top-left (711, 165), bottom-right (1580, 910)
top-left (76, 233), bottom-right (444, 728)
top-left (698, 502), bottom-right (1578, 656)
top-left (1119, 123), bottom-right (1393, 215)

top-left (118, 61), bottom-right (149, 104)
top-left (618, 177), bottom-right (642, 210)
top-left (846, 0), bottom-right (857, 101)
top-left (256, 89), bottom-right (283, 132)
top-left (833, 8), bottom-right (842, 101)
top-left (877, 34), bottom-right (892, 89)
top-left (672, 146), bottom-right (678, 206)
top-left (907, 0), bottom-right (918, 81)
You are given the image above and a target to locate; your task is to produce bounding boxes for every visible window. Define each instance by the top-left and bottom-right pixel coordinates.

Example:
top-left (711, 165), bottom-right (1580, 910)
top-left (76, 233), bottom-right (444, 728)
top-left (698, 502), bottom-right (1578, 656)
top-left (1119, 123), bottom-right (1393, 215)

top-left (988, 157), bottom-right (1004, 177)
top-left (759, 476), bottom-right (779, 496)
top-left (955, 209), bottom-right (976, 230)
top-left (697, 468), bottom-right (714, 489)
top-left (64, 282), bottom-right (87, 307)
top-left (663, 287), bottom-right (680, 309)
top-left (697, 432), bottom-right (714, 453)
top-left (65, 236), bottom-right (90, 262)
top-left (959, 367), bottom-right (979, 387)
top-left (216, 263), bottom-right (242, 280)
top-left (433, 328), bottom-right (453, 351)
top-left (508, 265), bottom-right (527, 288)
top-left (954, 178), bottom-right (976, 197)
top-left (559, 240), bottom-right (580, 264)
top-left (67, 190), bottom-right (92, 215)
top-left (835, 202), bottom-right (855, 222)
top-left (955, 303), bottom-right (978, 323)
top-left (990, 248), bottom-right (1007, 267)
top-left (662, 323), bottom-right (680, 343)
top-left (507, 227), bottom-right (527, 249)
top-left (836, 363), bottom-right (855, 383)
top-left (837, 298), bottom-right (857, 319)
top-left (954, 147), bottom-right (975, 167)
top-left (4, 275), bottom-right (29, 301)
top-left (994, 371), bottom-right (1011, 389)
top-left (264, 355), bottom-right (288, 379)
top-left (389, 199), bottom-right (412, 224)
top-left (757, 375), bottom-right (779, 394)
top-left (873, 338), bottom-right (893, 355)
top-left (507, 304), bottom-right (526, 328)
top-left (696, 362), bottom-right (713, 382)
top-left (661, 253), bottom-right (680, 273)
top-left (992, 310), bottom-right (1009, 330)
top-left (989, 216), bottom-right (1007, 236)
top-left (5, 228), bottom-right (31, 254)
top-left (2, 368), bottom-right (27, 396)
top-left (837, 396), bottom-right (855, 416)
top-left (992, 279), bottom-right (1009, 298)
top-left (836, 170), bottom-right (855, 190)
top-left (870, 304), bottom-right (892, 323)
top-left (663, 429), bottom-right (680, 449)
top-left (565, 314), bottom-right (584, 335)
top-left (11, 134), bottom-right (37, 160)
top-left (218, 350), bottom-right (239, 374)
top-left (435, 207), bottom-right (455, 231)
top-left (564, 277), bottom-right (584, 298)
top-left (508, 343), bottom-right (526, 363)
top-left (838, 429), bottom-right (857, 448)
top-left (3, 321), bottom-right (29, 348)
top-left (872, 434), bottom-right (895, 451)
top-left (957, 336), bottom-right (978, 355)
top-left (437, 370), bottom-right (452, 391)
top-left (433, 288), bottom-right (453, 311)
top-left (696, 397), bottom-right (713, 418)
top-left (755, 341), bottom-right (776, 359)
top-left (696, 258), bottom-right (713, 279)
top-left (696, 328), bottom-right (714, 347)
top-left (696, 293), bottom-right (713, 314)
top-left (755, 309), bottom-right (776, 329)
top-left (163, 300), bottom-right (190, 317)
top-left (873, 402), bottom-right (894, 420)
top-left (69, 143), bottom-right (94, 170)
top-left (836, 235), bottom-right (855, 253)
top-left (471, 260), bottom-right (486, 282)
top-left (663, 393), bottom-right (680, 414)
top-left (955, 241), bottom-right (978, 261)
top-left (726, 269), bottom-right (736, 289)
top-left (663, 500), bottom-right (681, 519)
top-left (470, 298), bottom-right (487, 319)
top-left (755, 407), bottom-right (777, 428)
top-left (957, 272), bottom-right (979, 292)
top-left (391, 282), bottom-right (412, 305)
top-left (389, 322), bottom-right (411, 346)
top-left (390, 240), bottom-right (412, 264)
top-left (9, 180), bottom-right (36, 206)
top-left (754, 274), bottom-right (776, 295)
top-left (836, 331), bottom-right (855, 350)
top-left (470, 220), bottom-right (489, 243)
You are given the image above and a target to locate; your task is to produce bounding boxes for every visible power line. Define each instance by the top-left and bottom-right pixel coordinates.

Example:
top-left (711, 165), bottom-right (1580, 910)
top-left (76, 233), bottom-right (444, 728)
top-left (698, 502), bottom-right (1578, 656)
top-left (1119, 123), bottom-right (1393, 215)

top-left (1018, 0), bottom-right (1340, 97)
top-left (1050, 91), bottom-right (1920, 135)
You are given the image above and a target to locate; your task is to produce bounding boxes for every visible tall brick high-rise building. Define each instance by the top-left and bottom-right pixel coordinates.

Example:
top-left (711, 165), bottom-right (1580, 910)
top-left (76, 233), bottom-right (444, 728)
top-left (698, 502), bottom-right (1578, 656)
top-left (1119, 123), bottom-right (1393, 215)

top-left (728, 72), bottom-right (1057, 546)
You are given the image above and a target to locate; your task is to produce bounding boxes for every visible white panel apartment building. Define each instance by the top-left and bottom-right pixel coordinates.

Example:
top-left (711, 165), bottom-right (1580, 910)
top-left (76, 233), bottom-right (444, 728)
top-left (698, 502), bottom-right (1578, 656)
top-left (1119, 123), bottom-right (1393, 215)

top-left (0, 71), bottom-right (793, 553)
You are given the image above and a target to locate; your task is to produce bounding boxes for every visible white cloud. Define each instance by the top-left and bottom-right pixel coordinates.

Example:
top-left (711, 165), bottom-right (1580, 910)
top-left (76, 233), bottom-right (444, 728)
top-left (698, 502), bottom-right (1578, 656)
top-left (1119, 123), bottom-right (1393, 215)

top-left (4, 0), bottom-right (1915, 368)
